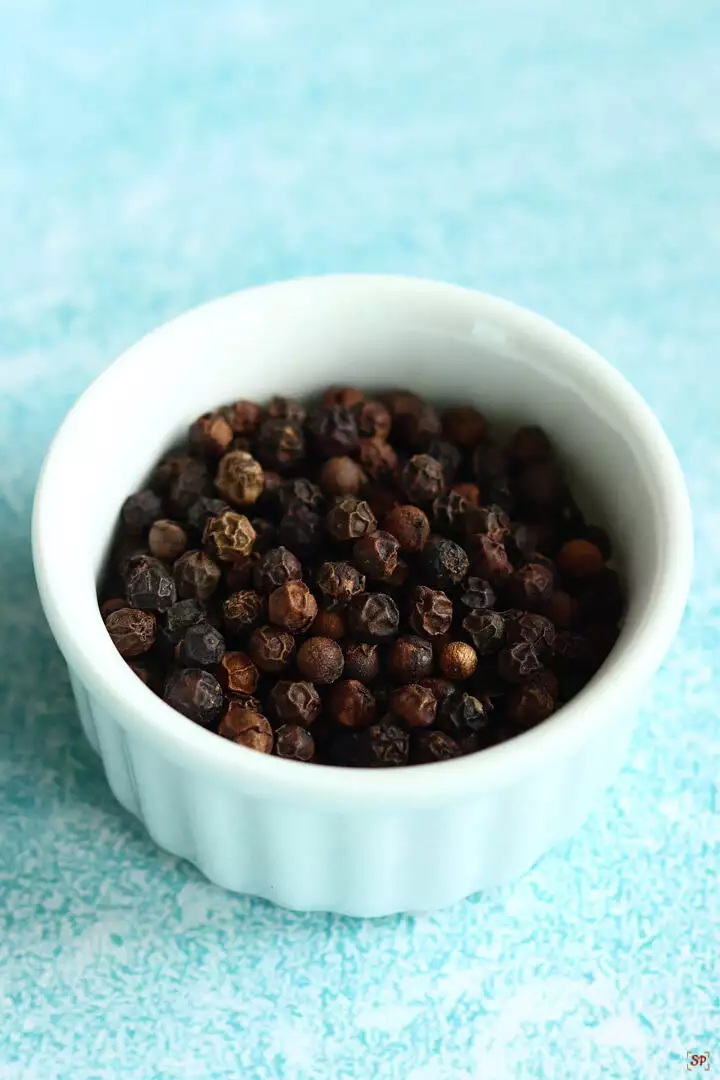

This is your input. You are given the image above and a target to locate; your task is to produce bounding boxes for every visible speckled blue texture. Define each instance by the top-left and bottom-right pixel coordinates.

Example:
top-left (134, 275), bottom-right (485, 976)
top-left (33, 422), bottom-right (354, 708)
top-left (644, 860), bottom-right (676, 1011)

top-left (1, 1), bottom-right (718, 1076)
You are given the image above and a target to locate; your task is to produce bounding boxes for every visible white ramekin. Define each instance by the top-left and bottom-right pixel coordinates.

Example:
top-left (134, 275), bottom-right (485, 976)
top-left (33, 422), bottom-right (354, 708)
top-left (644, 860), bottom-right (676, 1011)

top-left (32, 275), bottom-right (692, 916)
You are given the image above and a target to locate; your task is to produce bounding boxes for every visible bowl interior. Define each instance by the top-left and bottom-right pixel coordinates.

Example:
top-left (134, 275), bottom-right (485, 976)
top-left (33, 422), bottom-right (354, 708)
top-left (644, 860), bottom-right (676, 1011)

top-left (33, 276), bottom-right (691, 797)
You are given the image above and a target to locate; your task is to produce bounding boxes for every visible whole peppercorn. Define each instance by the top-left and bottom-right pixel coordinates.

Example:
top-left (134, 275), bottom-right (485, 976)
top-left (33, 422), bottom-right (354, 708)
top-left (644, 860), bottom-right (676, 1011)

top-left (169, 458), bottom-right (211, 515)
top-left (469, 534), bottom-right (513, 581)
top-left (431, 490), bottom-right (469, 534)
top-left (223, 557), bottom-right (254, 591)
top-left (507, 562), bottom-right (554, 608)
top-left (148, 519), bottom-right (188, 562)
top-left (308, 404), bottom-right (359, 457)
top-left (256, 470), bottom-right (283, 514)
top-left (279, 504), bottom-right (323, 558)
top-left (215, 450), bottom-right (264, 507)
top-left (164, 668), bottom-right (224, 728)
top-left (460, 577), bottom-right (496, 611)
top-left (383, 504), bottom-right (430, 553)
top-left (266, 395), bottom-right (307, 424)
top-left (315, 561), bottom-right (365, 605)
top-left (399, 454), bottom-right (445, 506)
top-left (326, 496), bottom-right (376, 542)
top-left (352, 530), bottom-right (399, 580)
top-left (557, 538), bottom-right (604, 578)
top-left (150, 452), bottom-right (193, 495)
top-left (187, 496), bottom-right (231, 534)
top-left (438, 691), bottom-right (494, 736)
top-left (176, 622), bottom-right (225, 668)
top-left (426, 439), bottom-right (462, 484)
top-left (278, 477), bottom-right (323, 515)
top-left (471, 443), bottom-right (508, 485)
top-left (313, 609), bottom-right (346, 639)
top-left (506, 675), bottom-right (557, 730)
top-left (256, 418), bottom-right (306, 472)
top-left (354, 399), bottom-right (391, 440)
top-left (389, 683), bottom-right (437, 727)
top-left (222, 399), bottom-right (262, 436)
top-left (219, 704), bottom-right (274, 752)
top-left (542, 590), bottom-right (579, 630)
top-left (513, 460), bottom-right (565, 510)
top-left (347, 592), bottom-right (400, 641)
top-left (267, 680), bottom-right (322, 725)
top-left (189, 411), bottom-right (234, 457)
top-left (465, 503), bottom-right (511, 539)
top-left (409, 585), bottom-right (453, 637)
top-left (203, 511), bottom-right (256, 562)
top-left (357, 437), bottom-right (398, 480)
top-left (125, 557), bottom-right (177, 612)
top-left (121, 489), bottom-right (163, 534)
top-left (384, 389), bottom-right (424, 419)
top-left (296, 636), bottom-right (344, 683)
top-left (412, 731), bottom-right (462, 764)
top-left (395, 403), bottom-right (442, 449)
top-left (217, 650), bottom-right (260, 694)
top-left (320, 456), bottom-right (367, 496)
top-left (505, 612), bottom-right (556, 655)
top-left (439, 641), bottom-right (478, 681)
top-left (275, 724), bottom-right (315, 762)
top-left (498, 641), bottom-right (544, 682)
top-left (462, 611), bottom-right (506, 654)
top-left (342, 642), bottom-right (380, 683)
top-left (106, 607), bottom-right (156, 657)
top-left (249, 517), bottom-right (278, 554)
top-left (248, 626), bottom-right (297, 674)
top-left (100, 597), bottom-right (129, 621)
top-left (452, 482), bottom-right (480, 506)
top-left (323, 386), bottom-right (365, 409)
top-left (508, 425), bottom-right (552, 465)
top-left (222, 590), bottom-right (265, 635)
top-left (268, 581), bottom-right (318, 633)
top-left (442, 406), bottom-right (485, 447)
top-left (326, 680), bottom-right (377, 728)
top-left (164, 598), bottom-right (207, 643)
top-left (387, 636), bottom-right (434, 683)
top-left (553, 631), bottom-right (594, 670)
top-left (421, 536), bottom-right (469, 588)
top-left (361, 718), bottom-right (410, 767)
top-left (253, 546), bottom-right (302, 594)
top-left (173, 550), bottom-right (222, 601)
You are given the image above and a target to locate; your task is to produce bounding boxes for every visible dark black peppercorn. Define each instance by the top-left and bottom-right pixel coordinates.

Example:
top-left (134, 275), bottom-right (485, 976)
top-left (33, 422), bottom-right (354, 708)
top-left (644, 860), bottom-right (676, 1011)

top-left (507, 562), bottom-right (554, 608)
top-left (266, 395), bottom-right (307, 424)
top-left (121, 489), bottom-right (163, 534)
top-left (169, 458), bottom-right (211, 515)
top-left (248, 626), bottom-right (297, 674)
top-left (249, 517), bottom-right (278, 554)
top-left (256, 418), bottom-right (306, 472)
top-left (222, 399), bottom-right (262, 436)
top-left (347, 592), bottom-right (400, 641)
top-left (361, 718), bottom-right (410, 767)
top-left (223, 590), bottom-right (265, 635)
top-left (498, 642), bottom-right (544, 682)
top-left (189, 411), bottom-right (234, 458)
top-left (438, 691), bottom-right (494, 736)
top-left (124, 556), bottom-right (177, 612)
top-left (394, 403), bottom-right (442, 449)
top-left (278, 477), bottom-right (324, 514)
top-left (411, 731), bottom-right (462, 764)
top-left (164, 598), bottom-right (207, 643)
top-left (164, 668), bottom-right (224, 728)
top-left (106, 607), bottom-right (157, 657)
top-left (352, 530), bottom-right (399, 580)
top-left (468, 534), bottom-right (513, 582)
top-left (326, 496), bottom-right (376, 542)
top-left (173, 550), bottom-right (222, 602)
top-left (442, 406), bottom-right (485, 447)
top-left (267, 680), bottom-right (322, 725)
top-left (462, 611), bottom-right (506, 654)
top-left (460, 577), bottom-right (496, 611)
top-left (505, 612), bottom-right (556, 655)
top-left (176, 622), bottom-right (226, 668)
top-left (296, 636), bottom-right (344, 683)
top-left (275, 724), bottom-right (315, 762)
top-left (357, 437), bottom-right (398, 480)
top-left (387, 636), bottom-right (434, 683)
top-left (186, 496), bottom-right (231, 533)
top-left (253, 546), bottom-right (303, 594)
top-left (399, 454), bottom-right (445, 505)
top-left (431, 490), bottom-right (468, 534)
top-left (279, 504), bottom-right (323, 559)
top-left (354, 399), bottom-right (392, 440)
top-left (506, 675), bottom-right (557, 730)
top-left (316, 561), bottom-right (366, 605)
top-left (421, 536), bottom-right (469, 588)
top-left (342, 642), bottom-right (380, 683)
top-left (308, 404), bottom-right (359, 457)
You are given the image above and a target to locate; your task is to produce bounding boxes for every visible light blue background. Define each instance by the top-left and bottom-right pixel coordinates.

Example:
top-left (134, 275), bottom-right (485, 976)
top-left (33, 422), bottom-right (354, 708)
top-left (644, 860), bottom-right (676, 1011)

top-left (1, 1), bottom-right (718, 1077)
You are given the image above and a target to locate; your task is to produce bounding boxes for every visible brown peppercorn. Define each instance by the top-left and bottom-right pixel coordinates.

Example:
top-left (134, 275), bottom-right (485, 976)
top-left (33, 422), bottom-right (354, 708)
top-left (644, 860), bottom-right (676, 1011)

top-left (268, 581), bottom-right (318, 633)
top-left (395, 404), bottom-right (442, 449)
top-left (347, 592), bottom-right (400, 641)
top-left (508, 425), bottom-right (552, 465)
top-left (215, 450), bottom-right (264, 507)
top-left (189, 411), bottom-right (234, 457)
top-left (409, 585), bottom-right (453, 637)
top-left (326, 680), bottom-right (377, 728)
top-left (361, 718), bottom-right (410, 767)
top-left (352, 530), bottom-right (399, 580)
top-left (384, 389), bottom-right (423, 418)
top-left (248, 625), bottom-right (297, 674)
top-left (217, 651), bottom-right (259, 694)
top-left (342, 642), bottom-right (380, 683)
top-left (354, 399), bottom-right (392, 440)
top-left (452, 482), bottom-right (480, 506)
top-left (203, 511), bottom-right (256, 562)
top-left (389, 683), bottom-right (437, 727)
top-left (326, 496), bottom-right (377, 542)
top-left (418, 676), bottom-right (456, 708)
top-left (470, 534), bottom-right (513, 581)
top-left (164, 668), bottom-right (224, 727)
top-left (267, 680), bottom-right (321, 725)
top-left (223, 590), bottom-right (265, 634)
top-left (505, 612), bottom-right (556, 655)
top-left (513, 460), bottom-right (564, 510)
top-left (173, 550), bottom-right (222, 601)
top-left (100, 596), bottom-right (130, 621)
top-left (106, 607), bottom-right (156, 657)
top-left (464, 503), bottom-right (511, 539)
top-left (387, 636), bottom-right (434, 683)
top-left (296, 636), bottom-right (344, 683)
top-left (315, 560), bottom-right (366, 606)
top-left (253, 546), bottom-right (303, 594)
top-left (399, 454), bottom-right (445, 506)
top-left (323, 386), bottom-right (365, 409)
top-left (411, 730), bottom-right (462, 763)
top-left (431, 490), bottom-right (469, 534)
top-left (313, 609), bottom-right (346, 640)
top-left (275, 724), bottom-right (315, 762)
top-left (265, 395), bottom-right (307, 424)
top-left (319, 456), bottom-right (367, 496)
top-left (148, 519), bottom-right (188, 562)
top-left (256, 418), bottom-right (306, 472)
top-left (383, 504), bottom-right (430, 553)
top-left (542, 590), bottom-right (579, 630)
top-left (222, 399), bottom-right (262, 435)
top-left (439, 641), bottom-right (478, 681)
top-left (219, 704), bottom-right (274, 752)
top-left (308, 404), bottom-right (359, 457)
top-left (557, 539), bottom-right (605, 578)
top-left (506, 676), bottom-right (557, 730)
top-left (498, 642), bottom-right (544, 682)
top-left (507, 562), bottom-right (554, 608)
top-left (442, 406), bottom-right (485, 447)
top-left (358, 437), bottom-right (398, 480)
top-left (223, 557), bottom-right (254, 591)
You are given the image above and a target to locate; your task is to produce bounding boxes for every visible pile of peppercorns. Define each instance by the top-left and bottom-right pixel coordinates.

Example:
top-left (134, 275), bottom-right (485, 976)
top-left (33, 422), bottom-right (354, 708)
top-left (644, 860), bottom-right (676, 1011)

top-left (99, 387), bottom-right (624, 767)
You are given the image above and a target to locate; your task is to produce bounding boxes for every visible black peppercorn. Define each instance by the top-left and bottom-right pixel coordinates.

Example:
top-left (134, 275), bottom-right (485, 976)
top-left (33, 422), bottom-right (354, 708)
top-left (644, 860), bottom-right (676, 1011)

top-left (176, 622), bottom-right (225, 668)
top-left (505, 612), bottom-right (556, 655)
top-left (256, 418), bottom-right (306, 472)
top-left (394, 403), bottom-right (442, 449)
top-left (347, 592), bottom-right (400, 641)
top-left (399, 454), bottom-right (445, 505)
top-left (469, 534), bottom-right (513, 581)
top-left (278, 477), bottom-right (324, 515)
top-left (498, 641), bottom-right (544, 682)
top-left (275, 724), bottom-right (315, 762)
top-left (189, 411), bottom-right (234, 458)
top-left (222, 399), bottom-right (262, 436)
top-left (106, 607), bottom-right (157, 657)
top-left (462, 610), bottom-right (506, 654)
top-left (279, 504), bottom-right (323, 559)
top-left (268, 581), bottom-right (318, 633)
top-left (164, 598), bottom-right (207, 643)
top-left (219, 704), bottom-right (274, 752)
top-left (319, 456), bottom-right (367, 496)
top-left (267, 680), bottom-right (322, 725)
top-left (361, 718), bottom-right (410, 767)
top-left (308, 404), bottom-right (359, 457)
top-left (508, 425), bottom-right (552, 465)
top-left (409, 585), bottom-right (453, 638)
top-left (431, 490), bottom-right (468, 534)
top-left (438, 691), bottom-right (494, 736)
top-left (354, 399), bottom-right (391, 440)
top-left (186, 496), bottom-right (231, 533)
top-left (507, 562), bottom-right (554, 608)
top-left (173, 550), bottom-right (222, 602)
top-left (389, 683), bottom-right (437, 727)
top-left (326, 680), bottom-right (377, 728)
top-left (248, 626), bottom-right (297, 674)
top-left (411, 731), bottom-right (462, 764)
top-left (460, 577), bottom-right (496, 611)
top-left (352, 530), bottom-right (399, 580)
top-left (383, 504), bottom-right (430, 553)
top-left (215, 450), bottom-right (264, 506)
top-left (296, 636), bottom-right (344, 683)
top-left (438, 641), bottom-right (478, 681)
top-left (253, 546), bottom-right (303, 594)
top-left (164, 668), bottom-right (224, 728)
top-left (342, 642), bottom-right (380, 683)
top-left (442, 406), bottom-right (485, 447)
top-left (326, 496), bottom-right (376, 542)
top-left (265, 395), bottom-right (307, 424)
top-left (148, 519), bottom-right (188, 562)
top-left (124, 556), bottom-right (177, 612)
top-left (121, 489), bottom-right (163, 534)
top-left (217, 650), bottom-right (260, 695)
top-left (425, 439), bottom-right (462, 484)
top-left (203, 511), bottom-right (256, 562)
top-left (315, 561), bottom-right (366, 606)
top-left (169, 458), bottom-right (211, 515)
top-left (223, 590), bottom-right (265, 635)
top-left (506, 675), bottom-right (557, 730)
top-left (323, 386), bottom-right (365, 409)
top-left (357, 437), bottom-right (398, 480)
top-left (387, 635), bottom-right (434, 683)
top-left (421, 536), bottom-right (469, 588)
top-left (313, 609), bottom-right (346, 639)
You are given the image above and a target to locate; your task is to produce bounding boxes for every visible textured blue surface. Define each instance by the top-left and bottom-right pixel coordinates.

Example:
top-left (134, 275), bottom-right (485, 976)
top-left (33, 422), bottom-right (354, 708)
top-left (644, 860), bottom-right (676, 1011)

top-left (1, 1), bottom-right (718, 1077)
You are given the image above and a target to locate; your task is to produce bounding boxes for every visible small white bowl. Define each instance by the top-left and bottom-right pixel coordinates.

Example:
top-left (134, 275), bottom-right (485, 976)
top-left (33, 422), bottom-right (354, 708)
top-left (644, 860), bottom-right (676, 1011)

top-left (33, 275), bottom-right (692, 916)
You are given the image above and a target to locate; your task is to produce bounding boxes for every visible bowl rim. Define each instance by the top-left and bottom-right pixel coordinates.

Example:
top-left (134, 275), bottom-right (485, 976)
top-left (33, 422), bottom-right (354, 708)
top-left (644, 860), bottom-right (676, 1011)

top-left (32, 274), bottom-right (693, 809)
